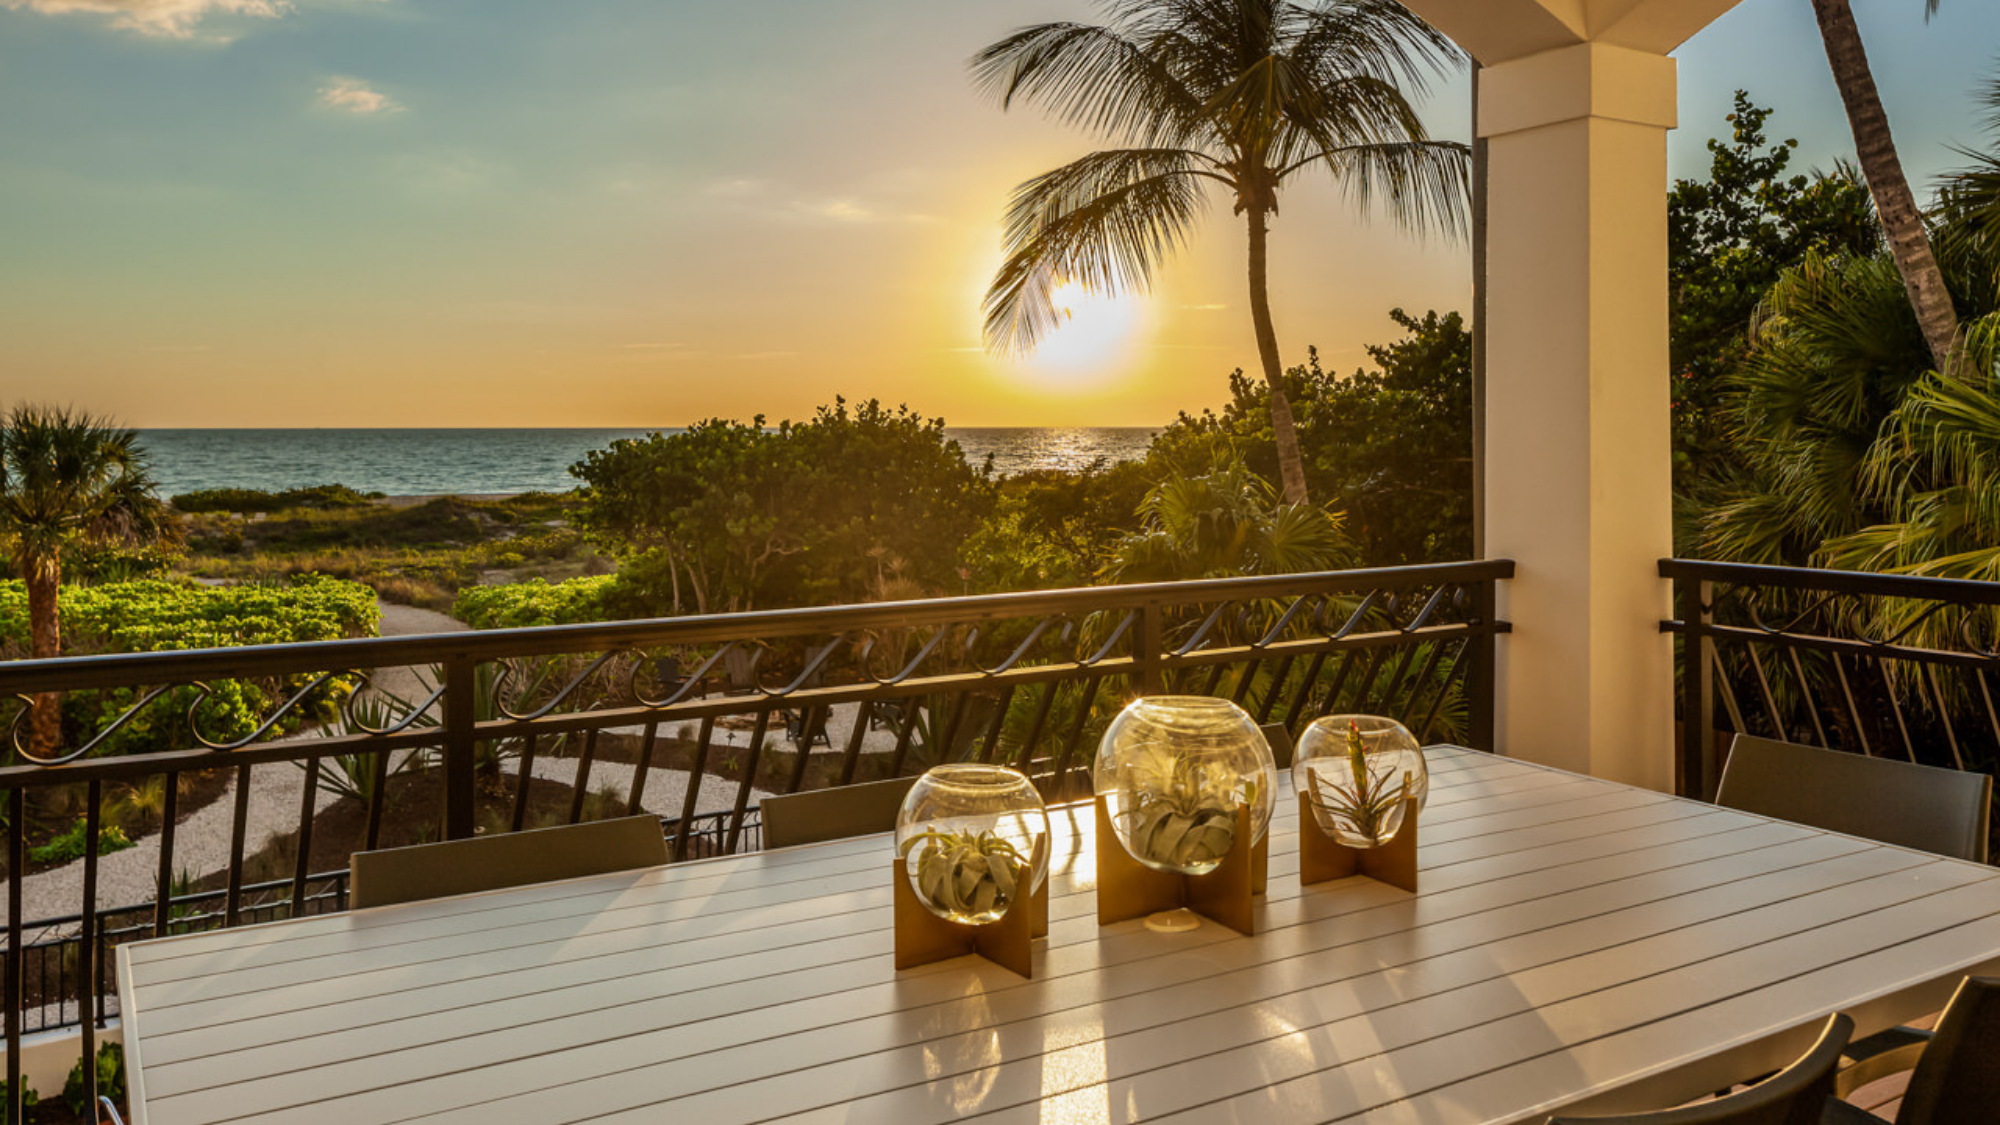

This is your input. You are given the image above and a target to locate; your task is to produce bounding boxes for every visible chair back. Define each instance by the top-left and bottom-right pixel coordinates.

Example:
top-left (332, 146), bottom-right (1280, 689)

top-left (1898, 976), bottom-right (2000, 1125)
top-left (349, 814), bottom-right (667, 909)
top-left (760, 776), bottom-right (919, 849)
top-left (1547, 1014), bottom-right (1851, 1124)
top-left (1716, 735), bottom-right (1992, 863)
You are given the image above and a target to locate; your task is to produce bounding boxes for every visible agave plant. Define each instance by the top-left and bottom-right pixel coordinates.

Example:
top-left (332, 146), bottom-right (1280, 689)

top-left (1301, 720), bottom-right (1409, 846)
top-left (900, 828), bottom-right (1029, 924)
top-left (1118, 754), bottom-right (1258, 872)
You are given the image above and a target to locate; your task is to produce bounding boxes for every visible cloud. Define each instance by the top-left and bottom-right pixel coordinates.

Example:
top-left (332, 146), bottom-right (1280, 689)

top-left (2, 0), bottom-right (290, 38)
top-left (701, 177), bottom-right (934, 225)
top-left (795, 198), bottom-right (874, 223)
top-left (318, 76), bottom-right (400, 114)
top-left (703, 177), bottom-right (768, 200)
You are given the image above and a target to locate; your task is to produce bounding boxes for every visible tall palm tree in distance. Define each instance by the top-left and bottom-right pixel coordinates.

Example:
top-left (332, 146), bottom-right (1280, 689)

top-left (0, 407), bottom-right (170, 755)
top-left (1808, 0), bottom-right (1960, 371)
top-left (974, 0), bottom-right (1469, 504)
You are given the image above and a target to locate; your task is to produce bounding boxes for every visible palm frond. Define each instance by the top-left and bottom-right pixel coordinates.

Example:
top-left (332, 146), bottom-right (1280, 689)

top-left (0, 406), bottom-right (169, 573)
top-left (970, 21), bottom-right (1208, 147)
top-left (1287, 0), bottom-right (1462, 94)
top-left (1313, 139), bottom-right (1470, 240)
top-left (984, 147), bottom-right (1217, 355)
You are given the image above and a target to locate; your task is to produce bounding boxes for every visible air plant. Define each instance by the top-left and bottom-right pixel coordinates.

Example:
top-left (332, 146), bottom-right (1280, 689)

top-left (1301, 720), bottom-right (1410, 847)
top-left (1118, 753), bottom-right (1258, 872)
top-left (900, 827), bottom-right (1029, 923)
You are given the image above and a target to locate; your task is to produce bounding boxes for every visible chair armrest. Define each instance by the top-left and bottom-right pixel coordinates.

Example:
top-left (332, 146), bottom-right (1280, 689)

top-left (1836, 1035), bottom-right (1932, 1099)
top-left (99, 1095), bottom-right (127, 1124)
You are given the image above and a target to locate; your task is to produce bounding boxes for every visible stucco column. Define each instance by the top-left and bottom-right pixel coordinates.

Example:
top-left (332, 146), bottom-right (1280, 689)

top-left (1478, 43), bottom-right (1678, 788)
top-left (1395, 1), bottom-right (1741, 787)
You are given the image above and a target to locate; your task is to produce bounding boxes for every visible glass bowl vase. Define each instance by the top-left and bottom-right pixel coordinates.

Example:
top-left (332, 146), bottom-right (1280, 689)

top-left (1294, 714), bottom-right (1428, 848)
top-left (895, 764), bottom-right (1050, 925)
top-left (1093, 695), bottom-right (1278, 876)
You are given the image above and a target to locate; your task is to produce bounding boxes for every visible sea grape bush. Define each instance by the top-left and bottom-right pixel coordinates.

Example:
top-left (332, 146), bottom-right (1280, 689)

top-left (0, 577), bottom-right (378, 654)
top-left (572, 398), bottom-right (994, 615)
top-left (0, 576), bottom-right (378, 756)
top-left (453, 576), bottom-right (615, 629)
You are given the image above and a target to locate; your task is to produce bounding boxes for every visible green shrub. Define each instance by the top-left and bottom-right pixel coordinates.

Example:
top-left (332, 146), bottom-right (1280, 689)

top-left (0, 577), bottom-right (378, 756)
top-left (65, 543), bottom-right (178, 585)
top-left (62, 1041), bottom-right (124, 1117)
top-left (453, 576), bottom-right (615, 630)
top-left (171, 484), bottom-right (376, 514)
top-left (0, 576), bottom-right (379, 654)
top-left (29, 819), bottom-right (134, 865)
top-left (0, 1076), bottom-right (36, 1123)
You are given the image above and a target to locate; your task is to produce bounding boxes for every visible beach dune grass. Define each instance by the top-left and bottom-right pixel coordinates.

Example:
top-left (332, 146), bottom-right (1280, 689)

top-left (177, 491), bottom-right (599, 612)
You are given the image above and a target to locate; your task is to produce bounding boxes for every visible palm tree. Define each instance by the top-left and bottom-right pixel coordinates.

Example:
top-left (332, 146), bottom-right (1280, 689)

top-left (974, 0), bottom-right (1468, 504)
top-left (1808, 0), bottom-right (1960, 370)
top-left (0, 407), bottom-right (170, 755)
top-left (1109, 448), bottom-right (1349, 582)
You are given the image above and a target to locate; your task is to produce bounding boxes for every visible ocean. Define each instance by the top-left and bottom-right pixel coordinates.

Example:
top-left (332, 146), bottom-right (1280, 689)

top-left (137, 428), bottom-right (1160, 498)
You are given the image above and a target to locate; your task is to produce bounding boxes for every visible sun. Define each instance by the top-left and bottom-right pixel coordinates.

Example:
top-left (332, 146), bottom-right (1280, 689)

top-left (1018, 281), bottom-right (1145, 385)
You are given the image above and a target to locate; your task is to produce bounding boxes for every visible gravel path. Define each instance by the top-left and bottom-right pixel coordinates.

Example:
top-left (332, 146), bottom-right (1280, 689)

top-left (6, 601), bottom-right (775, 936)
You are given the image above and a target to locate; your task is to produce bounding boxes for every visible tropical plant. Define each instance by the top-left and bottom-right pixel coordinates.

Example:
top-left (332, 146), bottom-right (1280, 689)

top-left (1108, 448), bottom-right (1349, 583)
top-left (1155, 309), bottom-right (1473, 564)
top-left (452, 576), bottom-right (615, 630)
top-left (28, 818), bottom-right (134, 865)
top-left (1115, 753), bottom-right (1253, 872)
top-left (973, 0), bottom-right (1469, 505)
top-left (1698, 114), bottom-right (2000, 654)
top-left (574, 399), bottom-right (993, 614)
top-left (0, 575), bottom-right (377, 758)
top-left (1806, 0), bottom-right (1959, 369)
top-left (1699, 251), bottom-right (1930, 567)
top-left (0, 1075), bottom-right (36, 1123)
top-left (315, 689), bottom-right (432, 805)
top-left (62, 1041), bottom-right (124, 1118)
top-left (1821, 315), bottom-right (2000, 594)
top-left (1668, 93), bottom-right (1880, 494)
top-left (1298, 718), bottom-right (1409, 844)
top-left (0, 406), bottom-right (172, 755)
top-left (899, 828), bottom-right (1031, 922)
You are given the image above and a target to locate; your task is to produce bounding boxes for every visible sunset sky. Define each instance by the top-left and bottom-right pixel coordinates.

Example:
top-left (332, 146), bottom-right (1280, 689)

top-left (4, 0), bottom-right (2000, 428)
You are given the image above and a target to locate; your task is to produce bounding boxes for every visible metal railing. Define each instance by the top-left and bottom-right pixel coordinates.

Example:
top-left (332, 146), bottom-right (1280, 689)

top-left (0, 561), bottom-right (1511, 1114)
top-left (1663, 558), bottom-right (2000, 802)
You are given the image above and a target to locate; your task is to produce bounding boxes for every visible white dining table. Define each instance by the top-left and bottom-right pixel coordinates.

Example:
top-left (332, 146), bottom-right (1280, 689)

top-left (115, 745), bottom-right (2000, 1125)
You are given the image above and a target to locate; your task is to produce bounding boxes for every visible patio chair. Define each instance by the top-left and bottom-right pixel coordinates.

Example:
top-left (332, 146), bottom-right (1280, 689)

top-left (1829, 976), bottom-right (2000, 1124)
top-left (783, 707), bottom-right (832, 749)
top-left (1715, 735), bottom-right (1992, 863)
top-left (99, 1098), bottom-right (125, 1125)
top-left (1546, 1013), bottom-right (1852, 1123)
top-left (348, 814), bottom-right (668, 909)
top-left (760, 776), bottom-right (920, 849)
top-left (869, 698), bottom-right (909, 731)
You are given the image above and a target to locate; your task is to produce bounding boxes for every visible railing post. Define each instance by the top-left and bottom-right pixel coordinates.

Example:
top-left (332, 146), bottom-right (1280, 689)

top-left (1677, 576), bottom-right (1718, 800)
top-left (1134, 603), bottom-right (1164, 696)
top-left (442, 653), bottom-right (477, 840)
top-left (1468, 578), bottom-right (1498, 753)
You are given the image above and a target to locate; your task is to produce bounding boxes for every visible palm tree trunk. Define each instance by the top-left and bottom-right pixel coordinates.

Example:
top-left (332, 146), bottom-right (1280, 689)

top-left (1246, 206), bottom-right (1308, 505)
top-left (23, 553), bottom-right (61, 757)
top-left (1810, 0), bottom-right (1960, 371)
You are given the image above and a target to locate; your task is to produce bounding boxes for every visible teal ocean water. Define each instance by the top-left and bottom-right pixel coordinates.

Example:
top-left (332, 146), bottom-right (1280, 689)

top-left (138, 428), bottom-right (1159, 498)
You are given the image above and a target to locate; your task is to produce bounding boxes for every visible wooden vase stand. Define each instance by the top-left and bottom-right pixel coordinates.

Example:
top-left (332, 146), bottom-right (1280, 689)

top-left (1094, 795), bottom-right (1267, 937)
top-left (1297, 792), bottom-right (1419, 891)
top-left (892, 836), bottom-right (1050, 979)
